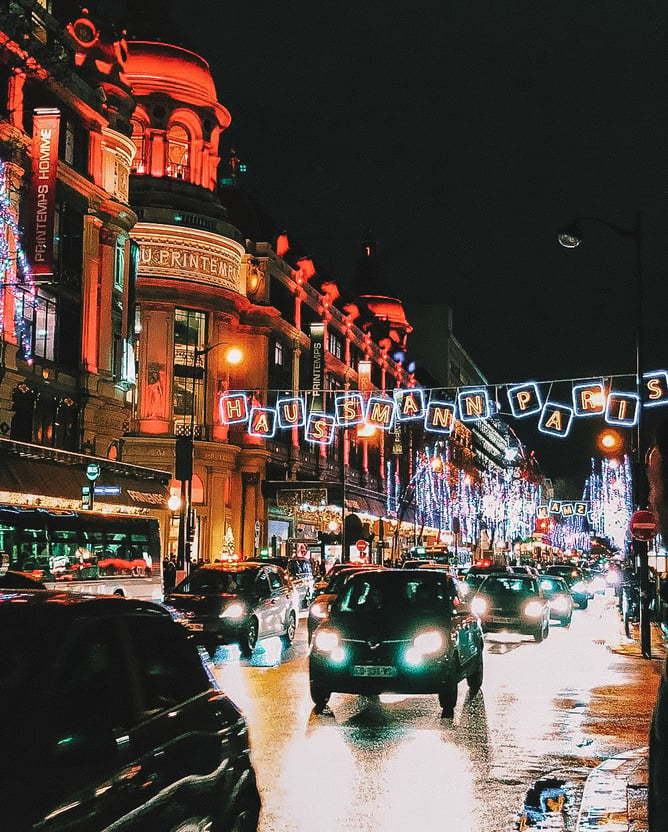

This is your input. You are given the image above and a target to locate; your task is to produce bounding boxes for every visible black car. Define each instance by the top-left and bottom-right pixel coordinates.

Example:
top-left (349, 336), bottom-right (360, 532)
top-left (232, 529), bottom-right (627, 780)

top-left (309, 569), bottom-right (484, 717)
top-left (460, 564), bottom-right (514, 598)
top-left (470, 573), bottom-right (550, 641)
top-left (166, 561), bottom-right (300, 657)
top-left (0, 590), bottom-right (261, 832)
top-left (0, 569), bottom-right (47, 589)
top-left (543, 564), bottom-right (591, 609)
top-left (538, 575), bottom-right (574, 626)
top-left (308, 566), bottom-right (385, 642)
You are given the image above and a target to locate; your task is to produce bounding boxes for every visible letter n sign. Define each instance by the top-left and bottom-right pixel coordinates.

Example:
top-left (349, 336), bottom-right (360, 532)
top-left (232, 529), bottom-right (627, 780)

top-left (457, 388), bottom-right (491, 422)
top-left (425, 401), bottom-right (456, 435)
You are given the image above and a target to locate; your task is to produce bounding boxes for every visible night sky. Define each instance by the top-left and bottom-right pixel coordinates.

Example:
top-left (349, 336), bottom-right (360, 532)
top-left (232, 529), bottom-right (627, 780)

top-left (94, 0), bottom-right (668, 483)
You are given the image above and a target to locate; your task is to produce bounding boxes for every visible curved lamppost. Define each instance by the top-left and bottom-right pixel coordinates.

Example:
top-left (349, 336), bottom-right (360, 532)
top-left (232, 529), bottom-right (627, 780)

top-left (558, 212), bottom-right (651, 658)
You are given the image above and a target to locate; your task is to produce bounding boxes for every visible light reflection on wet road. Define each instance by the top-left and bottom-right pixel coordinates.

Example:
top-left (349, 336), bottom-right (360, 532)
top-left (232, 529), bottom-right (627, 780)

top-left (210, 591), bottom-right (661, 832)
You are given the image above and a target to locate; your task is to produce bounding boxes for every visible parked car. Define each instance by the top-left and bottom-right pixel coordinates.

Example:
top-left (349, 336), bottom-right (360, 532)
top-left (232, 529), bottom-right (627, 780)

top-left (543, 564), bottom-right (591, 609)
top-left (308, 566), bottom-right (385, 642)
top-left (0, 569), bottom-right (46, 589)
top-left (245, 555), bottom-right (315, 608)
top-left (309, 569), bottom-right (484, 717)
top-left (0, 590), bottom-right (261, 832)
top-left (165, 561), bottom-right (299, 657)
top-left (539, 575), bottom-right (574, 626)
top-left (469, 573), bottom-right (550, 642)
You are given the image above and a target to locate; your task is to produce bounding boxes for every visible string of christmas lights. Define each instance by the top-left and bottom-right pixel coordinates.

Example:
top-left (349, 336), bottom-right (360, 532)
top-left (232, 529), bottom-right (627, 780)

top-left (0, 159), bottom-right (36, 364)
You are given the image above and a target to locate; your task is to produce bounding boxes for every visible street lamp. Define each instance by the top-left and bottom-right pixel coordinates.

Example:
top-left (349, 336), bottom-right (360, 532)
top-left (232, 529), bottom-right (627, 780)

top-left (175, 340), bottom-right (243, 573)
top-left (558, 212), bottom-right (652, 658)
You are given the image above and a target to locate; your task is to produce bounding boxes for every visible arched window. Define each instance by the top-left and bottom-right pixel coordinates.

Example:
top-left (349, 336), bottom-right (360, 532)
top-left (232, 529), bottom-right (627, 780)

top-left (166, 124), bottom-right (190, 180)
top-left (130, 120), bottom-right (147, 174)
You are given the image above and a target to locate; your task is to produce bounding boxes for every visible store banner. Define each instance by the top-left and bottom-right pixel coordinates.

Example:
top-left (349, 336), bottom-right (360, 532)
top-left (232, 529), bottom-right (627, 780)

top-left (28, 108), bottom-right (60, 277)
top-left (310, 323), bottom-right (325, 412)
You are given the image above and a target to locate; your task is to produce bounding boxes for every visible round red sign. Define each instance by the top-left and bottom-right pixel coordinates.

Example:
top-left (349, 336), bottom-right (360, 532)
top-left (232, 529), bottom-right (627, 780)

top-left (629, 510), bottom-right (657, 542)
top-left (355, 539), bottom-right (368, 552)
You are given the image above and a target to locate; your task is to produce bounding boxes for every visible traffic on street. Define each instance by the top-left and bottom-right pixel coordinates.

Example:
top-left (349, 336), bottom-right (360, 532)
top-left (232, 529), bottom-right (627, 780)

top-left (205, 583), bottom-right (663, 832)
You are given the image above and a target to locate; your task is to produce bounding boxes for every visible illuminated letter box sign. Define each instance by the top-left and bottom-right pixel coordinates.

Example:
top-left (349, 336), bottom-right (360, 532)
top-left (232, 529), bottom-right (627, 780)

top-left (507, 382), bottom-right (542, 419)
top-left (365, 397), bottom-right (395, 431)
top-left (219, 392), bottom-right (249, 425)
top-left (335, 392), bottom-right (365, 426)
top-left (643, 371), bottom-right (668, 407)
top-left (537, 505), bottom-right (549, 519)
top-left (425, 401), bottom-right (456, 435)
top-left (538, 402), bottom-right (573, 438)
top-left (575, 502), bottom-right (588, 516)
top-left (394, 388), bottom-right (425, 422)
top-left (457, 388), bottom-right (491, 423)
top-left (549, 500), bottom-right (562, 515)
top-left (572, 382), bottom-right (606, 417)
top-left (605, 392), bottom-right (639, 427)
top-left (248, 407), bottom-right (277, 438)
top-left (305, 413), bottom-right (336, 445)
top-left (276, 397), bottom-right (305, 428)
top-left (561, 503), bottom-right (574, 517)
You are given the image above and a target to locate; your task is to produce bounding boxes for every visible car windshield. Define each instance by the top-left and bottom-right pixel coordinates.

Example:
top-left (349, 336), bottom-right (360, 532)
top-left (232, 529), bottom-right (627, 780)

top-left (336, 573), bottom-right (453, 614)
top-left (186, 568), bottom-right (258, 594)
top-left (540, 577), bottom-right (567, 593)
top-left (480, 576), bottom-right (537, 595)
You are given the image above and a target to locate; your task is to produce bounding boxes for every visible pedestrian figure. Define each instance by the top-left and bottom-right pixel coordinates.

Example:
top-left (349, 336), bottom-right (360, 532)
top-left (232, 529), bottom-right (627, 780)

top-left (646, 417), bottom-right (668, 832)
top-left (163, 555), bottom-right (177, 594)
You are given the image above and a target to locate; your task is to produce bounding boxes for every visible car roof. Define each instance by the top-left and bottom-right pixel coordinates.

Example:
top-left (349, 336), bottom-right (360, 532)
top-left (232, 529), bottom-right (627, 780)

top-left (0, 589), bottom-right (171, 620)
top-left (0, 570), bottom-right (47, 589)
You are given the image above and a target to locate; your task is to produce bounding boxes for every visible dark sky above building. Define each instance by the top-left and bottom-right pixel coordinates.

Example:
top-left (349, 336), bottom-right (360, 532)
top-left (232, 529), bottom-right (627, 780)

top-left (91, 0), bottom-right (668, 483)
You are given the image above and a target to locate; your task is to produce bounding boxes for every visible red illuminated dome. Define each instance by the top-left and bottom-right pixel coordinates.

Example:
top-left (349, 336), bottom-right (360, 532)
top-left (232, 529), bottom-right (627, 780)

top-left (125, 42), bottom-right (227, 117)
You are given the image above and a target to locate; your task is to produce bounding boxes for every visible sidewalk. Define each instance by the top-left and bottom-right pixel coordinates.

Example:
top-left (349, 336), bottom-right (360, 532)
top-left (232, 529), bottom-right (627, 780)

top-left (575, 622), bottom-right (667, 832)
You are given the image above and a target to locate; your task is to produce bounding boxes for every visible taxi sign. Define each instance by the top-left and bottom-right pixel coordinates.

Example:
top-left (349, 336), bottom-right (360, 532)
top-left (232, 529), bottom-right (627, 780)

top-left (629, 510), bottom-right (657, 542)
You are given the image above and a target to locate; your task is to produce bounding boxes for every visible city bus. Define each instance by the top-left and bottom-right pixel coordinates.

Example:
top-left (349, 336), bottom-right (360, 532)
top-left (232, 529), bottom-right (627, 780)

top-left (0, 506), bottom-right (163, 601)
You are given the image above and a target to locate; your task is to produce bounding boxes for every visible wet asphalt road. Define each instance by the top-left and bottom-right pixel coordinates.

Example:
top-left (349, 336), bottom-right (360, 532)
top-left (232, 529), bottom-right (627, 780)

top-left (208, 591), bottom-right (663, 832)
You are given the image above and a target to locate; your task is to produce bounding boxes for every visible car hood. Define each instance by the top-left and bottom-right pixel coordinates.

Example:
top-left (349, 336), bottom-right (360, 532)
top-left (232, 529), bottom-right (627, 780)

top-left (327, 610), bottom-right (451, 641)
top-left (165, 592), bottom-right (238, 613)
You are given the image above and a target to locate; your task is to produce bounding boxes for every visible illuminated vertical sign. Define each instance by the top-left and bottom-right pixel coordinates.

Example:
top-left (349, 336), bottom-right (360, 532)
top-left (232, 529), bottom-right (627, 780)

top-left (28, 108), bottom-right (60, 277)
top-left (358, 360), bottom-right (372, 398)
top-left (310, 323), bottom-right (325, 412)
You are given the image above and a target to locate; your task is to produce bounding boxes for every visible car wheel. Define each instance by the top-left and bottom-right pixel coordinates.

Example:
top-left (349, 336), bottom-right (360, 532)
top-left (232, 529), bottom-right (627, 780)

top-left (439, 671), bottom-right (459, 716)
top-left (467, 653), bottom-right (484, 694)
top-left (310, 679), bottom-right (330, 712)
top-left (281, 611), bottom-right (297, 647)
top-left (240, 618), bottom-right (259, 657)
top-left (533, 622), bottom-right (545, 642)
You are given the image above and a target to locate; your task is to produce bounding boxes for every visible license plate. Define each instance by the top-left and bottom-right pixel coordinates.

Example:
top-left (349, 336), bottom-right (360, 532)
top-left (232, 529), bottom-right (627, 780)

top-left (490, 616), bottom-right (513, 624)
top-left (186, 622), bottom-right (204, 631)
top-left (352, 665), bottom-right (397, 677)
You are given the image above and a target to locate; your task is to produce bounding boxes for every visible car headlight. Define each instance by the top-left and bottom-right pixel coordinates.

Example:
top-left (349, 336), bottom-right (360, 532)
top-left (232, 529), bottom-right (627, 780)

top-left (524, 600), bottom-right (544, 618)
top-left (313, 628), bottom-right (340, 652)
top-left (470, 596), bottom-right (488, 616)
top-left (413, 629), bottom-right (446, 655)
top-left (550, 595), bottom-right (570, 613)
top-left (220, 602), bottom-right (246, 620)
top-left (310, 600), bottom-right (330, 619)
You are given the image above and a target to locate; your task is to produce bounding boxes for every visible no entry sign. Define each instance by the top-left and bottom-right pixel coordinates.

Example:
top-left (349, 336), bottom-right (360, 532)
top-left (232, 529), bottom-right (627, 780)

top-left (629, 510), bottom-right (657, 542)
top-left (355, 539), bottom-right (368, 552)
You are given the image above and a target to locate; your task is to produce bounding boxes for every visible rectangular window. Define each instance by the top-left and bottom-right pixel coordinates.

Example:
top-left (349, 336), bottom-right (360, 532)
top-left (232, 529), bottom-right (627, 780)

top-left (274, 340), bottom-right (283, 366)
top-left (114, 239), bottom-right (125, 291)
top-left (15, 288), bottom-right (57, 362)
top-left (64, 120), bottom-right (75, 165)
top-left (173, 308), bottom-right (207, 436)
top-left (328, 331), bottom-right (342, 360)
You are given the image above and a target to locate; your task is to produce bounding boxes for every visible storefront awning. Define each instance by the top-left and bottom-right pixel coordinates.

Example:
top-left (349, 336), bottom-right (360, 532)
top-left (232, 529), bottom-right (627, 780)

top-left (0, 440), bottom-right (170, 510)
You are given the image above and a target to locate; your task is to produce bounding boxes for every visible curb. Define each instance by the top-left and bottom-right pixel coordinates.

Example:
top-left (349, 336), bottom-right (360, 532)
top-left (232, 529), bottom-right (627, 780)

top-left (576, 748), bottom-right (648, 832)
